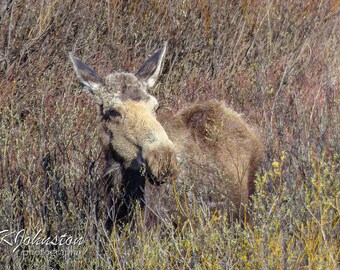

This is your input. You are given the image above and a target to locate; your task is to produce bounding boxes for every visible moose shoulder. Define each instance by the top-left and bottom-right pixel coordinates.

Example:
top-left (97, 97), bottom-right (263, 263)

top-left (69, 43), bottom-right (264, 232)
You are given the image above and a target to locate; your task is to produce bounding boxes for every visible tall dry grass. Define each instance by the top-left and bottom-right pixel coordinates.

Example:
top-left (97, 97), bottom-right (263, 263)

top-left (0, 0), bottom-right (339, 269)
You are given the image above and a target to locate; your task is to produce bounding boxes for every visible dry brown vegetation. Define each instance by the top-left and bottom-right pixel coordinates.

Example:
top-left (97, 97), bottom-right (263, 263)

top-left (0, 0), bottom-right (339, 269)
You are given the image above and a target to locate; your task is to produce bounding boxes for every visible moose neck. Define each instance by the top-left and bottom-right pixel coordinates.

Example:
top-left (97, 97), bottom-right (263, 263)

top-left (111, 164), bottom-right (147, 225)
top-left (103, 142), bottom-right (148, 226)
top-left (121, 167), bottom-right (146, 207)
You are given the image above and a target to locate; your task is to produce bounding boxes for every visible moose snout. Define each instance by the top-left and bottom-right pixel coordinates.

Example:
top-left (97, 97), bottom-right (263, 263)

top-left (143, 143), bottom-right (179, 185)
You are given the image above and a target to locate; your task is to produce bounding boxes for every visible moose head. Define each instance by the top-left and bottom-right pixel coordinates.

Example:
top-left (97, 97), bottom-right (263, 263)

top-left (69, 43), bottom-right (178, 186)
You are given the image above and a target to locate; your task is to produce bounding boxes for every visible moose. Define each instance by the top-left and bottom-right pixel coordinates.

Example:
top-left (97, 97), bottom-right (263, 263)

top-left (69, 43), bottom-right (264, 233)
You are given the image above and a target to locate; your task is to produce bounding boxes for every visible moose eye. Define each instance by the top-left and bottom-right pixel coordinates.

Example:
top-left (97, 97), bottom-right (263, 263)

top-left (103, 109), bottom-right (121, 121)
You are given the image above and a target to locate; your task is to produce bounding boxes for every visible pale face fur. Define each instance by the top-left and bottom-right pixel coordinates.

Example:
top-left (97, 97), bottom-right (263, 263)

top-left (69, 43), bottom-right (264, 230)
top-left (69, 44), bottom-right (178, 184)
top-left (98, 73), bottom-right (177, 177)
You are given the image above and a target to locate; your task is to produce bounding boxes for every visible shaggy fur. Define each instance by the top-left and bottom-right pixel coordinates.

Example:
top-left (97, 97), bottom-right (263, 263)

top-left (69, 44), bottom-right (264, 232)
top-left (144, 101), bottom-right (264, 226)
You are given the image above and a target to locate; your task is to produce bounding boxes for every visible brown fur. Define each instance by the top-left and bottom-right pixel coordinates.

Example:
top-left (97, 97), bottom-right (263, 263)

top-left (143, 100), bottom-right (264, 225)
top-left (69, 44), bottom-right (264, 232)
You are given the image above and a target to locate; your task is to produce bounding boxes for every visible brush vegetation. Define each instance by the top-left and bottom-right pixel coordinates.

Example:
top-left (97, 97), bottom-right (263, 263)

top-left (0, 0), bottom-right (339, 269)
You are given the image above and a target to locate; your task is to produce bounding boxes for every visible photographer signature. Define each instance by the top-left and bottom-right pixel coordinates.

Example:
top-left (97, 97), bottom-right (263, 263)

top-left (0, 229), bottom-right (83, 252)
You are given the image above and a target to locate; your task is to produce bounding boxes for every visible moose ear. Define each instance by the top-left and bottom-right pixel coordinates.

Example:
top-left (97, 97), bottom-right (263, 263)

top-left (136, 42), bottom-right (167, 88)
top-left (69, 52), bottom-right (104, 93)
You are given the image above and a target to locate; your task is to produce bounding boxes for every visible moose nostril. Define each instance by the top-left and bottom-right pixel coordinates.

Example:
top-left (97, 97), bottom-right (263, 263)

top-left (144, 146), bottom-right (176, 180)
